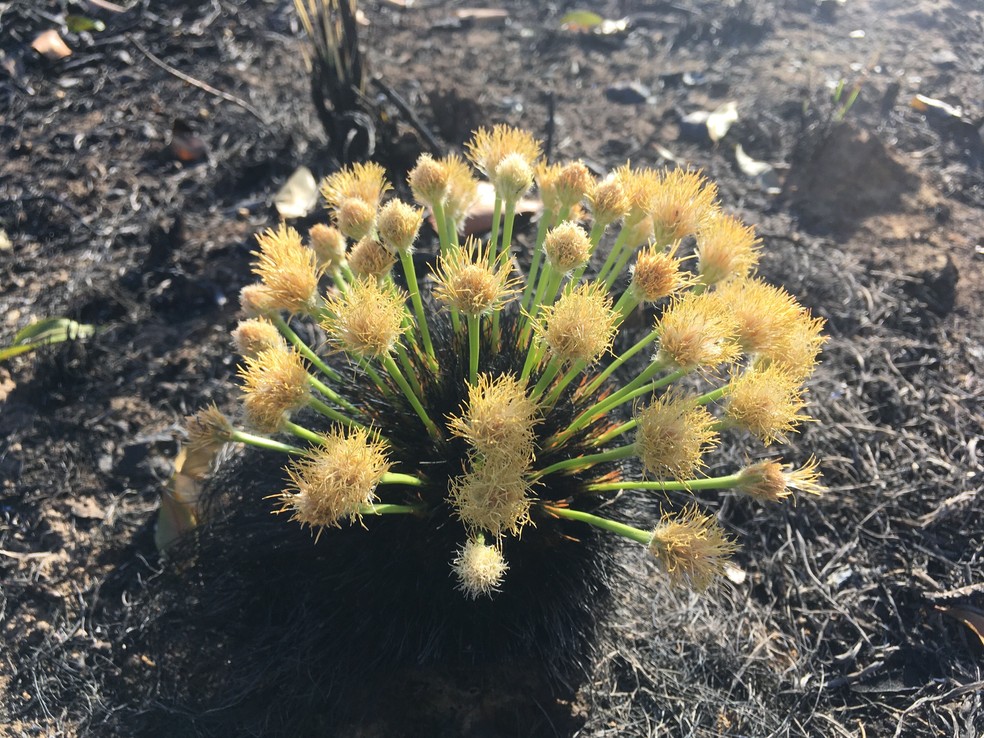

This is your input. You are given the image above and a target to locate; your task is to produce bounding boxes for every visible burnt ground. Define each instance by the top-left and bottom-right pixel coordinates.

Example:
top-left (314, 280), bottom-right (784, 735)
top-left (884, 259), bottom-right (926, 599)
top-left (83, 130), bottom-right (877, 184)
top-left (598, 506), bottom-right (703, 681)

top-left (1, 0), bottom-right (983, 736)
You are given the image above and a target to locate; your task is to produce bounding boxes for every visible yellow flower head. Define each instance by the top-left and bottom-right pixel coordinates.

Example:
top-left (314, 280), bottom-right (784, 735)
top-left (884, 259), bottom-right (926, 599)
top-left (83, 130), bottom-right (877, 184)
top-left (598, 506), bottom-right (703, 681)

top-left (279, 427), bottom-right (391, 533)
top-left (629, 242), bottom-right (693, 303)
top-left (348, 236), bottom-right (396, 282)
top-left (493, 152), bottom-right (535, 202)
top-left (465, 124), bottom-right (542, 179)
top-left (725, 364), bottom-right (809, 444)
top-left (543, 221), bottom-right (593, 274)
top-left (449, 455), bottom-right (534, 538)
top-left (232, 317), bottom-right (287, 359)
top-left (536, 160), bottom-right (592, 218)
top-left (239, 283), bottom-right (278, 318)
top-left (335, 197), bottom-right (377, 242)
top-left (239, 346), bottom-right (310, 433)
top-left (737, 457), bottom-right (824, 502)
top-left (408, 153), bottom-right (450, 208)
top-left (588, 174), bottom-right (630, 228)
top-left (635, 393), bottom-right (719, 482)
top-left (251, 223), bottom-right (323, 315)
top-left (448, 373), bottom-right (538, 458)
top-left (452, 538), bottom-right (509, 599)
top-left (432, 237), bottom-right (516, 317)
top-left (656, 292), bottom-right (741, 371)
top-left (649, 168), bottom-right (719, 244)
top-left (535, 282), bottom-right (619, 366)
top-left (322, 278), bottom-right (407, 359)
top-left (713, 278), bottom-right (804, 358)
top-left (648, 505), bottom-right (737, 590)
top-left (184, 404), bottom-right (234, 452)
top-left (442, 153), bottom-right (481, 232)
top-left (320, 161), bottom-right (391, 210)
top-left (308, 224), bottom-right (348, 270)
top-left (695, 212), bottom-right (761, 286)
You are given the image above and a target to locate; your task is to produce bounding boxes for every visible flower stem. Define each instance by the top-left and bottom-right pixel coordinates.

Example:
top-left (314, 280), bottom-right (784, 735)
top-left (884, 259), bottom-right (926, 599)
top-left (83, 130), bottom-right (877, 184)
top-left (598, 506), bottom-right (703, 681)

top-left (530, 356), bottom-right (563, 401)
top-left (467, 314), bottom-right (480, 385)
top-left (489, 195), bottom-right (502, 262)
top-left (432, 199), bottom-right (451, 254)
top-left (498, 198), bottom-right (517, 262)
top-left (541, 505), bottom-right (651, 545)
top-left (592, 417), bottom-right (637, 446)
top-left (282, 419), bottom-right (327, 446)
top-left (380, 354), bottom-right (442, 440)
top-left (399, 250), bottom-right (437, 365)
top-left (229, 429), bottom-right (308, 456)
top-left (580, 329), bottom-right (659, 399)
top-left (587, 473), bottom-right (744, 493)
top-left (380, 472), bottom-right (427, 487)
top-left (533, 443), bottom-right (636, 479)
top-left (308, 395), bottom-right (360, 428)
top-left (595, 224), bottom-right (630, 284)
top-left (543, 359), bottom-right (588, 407)
top-left (360, 503), bottom-right (425, 516)
top-left (271, 314), bottom-right (342, 383)
top-left (603, 237), bottom-right (640, 289)
top-left (521, 209), bottom-right (553, 311)
top-left (307, 375), bottom-right (358, 414)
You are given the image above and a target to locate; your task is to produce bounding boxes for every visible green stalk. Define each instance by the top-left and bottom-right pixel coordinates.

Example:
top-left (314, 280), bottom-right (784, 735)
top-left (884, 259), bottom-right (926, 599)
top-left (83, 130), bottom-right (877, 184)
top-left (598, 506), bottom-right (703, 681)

top-left (307, 375), bottom-right (358, 415)
top-left (520, 209), bottom-right (553, 311)
top-left (498, 199), bottom-right (517, 262)
top-left (592, 417), bottom-right (638, 446)
top-left (595, 224), bottom-right (630, 283)
top-left (398, 251), bottom-right (437, 364)
top-left (308, 395), bottom-right (360, 428)
top-left (533, 443), bottom-right (636, 479)
top-left (380, 354), bottom-right (442, 440)
top-left (543, 359), bottom-right (588, 407)
top-left (229, 429), bottom-right (308, 456)
top-left (488, 195), bottom-right (503, 262)
top-left (271, 314), bottom-right (342, 383)
top-left (395, 343), bottom-right (425, 399)
top-left (380, 472), bottom-right (427, 487)
top-left (542, 505), bottom-right (651, 545)
top-left (603, 238), bottom-right (639, 289)
top-left (467, 314), bottom-right (480, 385)
top-left (612, 288), bottom-right (641, 318)
top-left (695, 385), bottom-right (729, 406)
top-left (360, 503), bottom-right (425, 516)
top-left (587, 473), bottom-right (744, 493)
top-left (530, 356), bottom-right (563, 401)
top-left (282, 420), bottom-right (327, 446)
top-left (580, 329), bottom-right (660, 399)
top-left (432, 199), bottom-right (452, 254)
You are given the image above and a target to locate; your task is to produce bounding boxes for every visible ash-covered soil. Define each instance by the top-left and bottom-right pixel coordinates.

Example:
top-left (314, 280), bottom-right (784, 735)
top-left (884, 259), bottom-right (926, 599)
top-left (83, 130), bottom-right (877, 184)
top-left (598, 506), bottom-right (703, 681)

top-left (2, 0), bottom-right (982, 736)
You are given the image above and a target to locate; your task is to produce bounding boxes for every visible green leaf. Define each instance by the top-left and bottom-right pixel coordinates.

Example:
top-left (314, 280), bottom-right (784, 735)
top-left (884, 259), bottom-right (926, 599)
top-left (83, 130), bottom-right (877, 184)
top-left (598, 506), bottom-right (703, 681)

top-left (65, 15), bottom-right (106, 33)
top-left (0, 317), bottom-right (96, 362)
top-left (560, 10), bottom-right (604, 29)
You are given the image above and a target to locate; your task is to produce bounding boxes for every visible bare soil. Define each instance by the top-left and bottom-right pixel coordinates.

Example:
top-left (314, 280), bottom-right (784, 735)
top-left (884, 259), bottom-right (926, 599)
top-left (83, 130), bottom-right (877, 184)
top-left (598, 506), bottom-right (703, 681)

top-left (2, 0), bottom-right (983, 736)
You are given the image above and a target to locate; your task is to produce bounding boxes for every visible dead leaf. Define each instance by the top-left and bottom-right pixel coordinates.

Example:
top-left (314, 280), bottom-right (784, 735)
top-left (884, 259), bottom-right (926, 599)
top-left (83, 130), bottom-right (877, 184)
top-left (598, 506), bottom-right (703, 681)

top-left (155, 443), bottom-right (218, 550)
top-left (935, 605), bottom-right (984, 646)
top-left (0, 229), bottom-right (10, 251)
top-left (453, 8), bottom-right (509, 26)
top-left (456, 181), bottom-right (541, 237)
top-left (735, 144), bottom-right (781, 194)
top-left (31, 30), bottom-right (72, 61)
top-left (724, 563), bottom-right (746, 585)
top-left (274, 166), bottom-right (319, 219)
top-left (706, 101), bottom-right (738, 143)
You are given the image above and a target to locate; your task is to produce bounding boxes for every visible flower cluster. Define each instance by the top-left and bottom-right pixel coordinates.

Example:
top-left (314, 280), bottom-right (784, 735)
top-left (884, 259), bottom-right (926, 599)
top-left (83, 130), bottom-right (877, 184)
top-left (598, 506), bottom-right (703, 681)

top-left (186, 125), bottom-right (825, 599)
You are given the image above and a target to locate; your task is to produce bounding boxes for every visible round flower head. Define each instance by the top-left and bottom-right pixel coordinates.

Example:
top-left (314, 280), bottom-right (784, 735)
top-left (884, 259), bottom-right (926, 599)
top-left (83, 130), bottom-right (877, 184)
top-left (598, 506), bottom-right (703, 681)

top-left (725, 364), bottom-right (809, 444)
top-left (648, 505), bottom-right (737, 590)
top-left (465, 124), bottom-right (541, 179)
top-left (408, 154), bottom-right (450, 208)
top-left (322, 278), bottom-right (407, 359)
top-left (754, 309), bottom-right (827, 383)
top-left (543, 221), bottom-right (592, 274)
top-left (251, 223), bottom-right (323, 315)
top-left (615, 164), bottom-right (662, 226)
top-left (348, 236), bottom-right (396, 281)
top-left (695, 212), bottom-right (761, 286)
top-left (588, 175), bottom-right (630, 229)
top-left (308, 224), bottom-right (348, 271)
top-left (737, 457), bottom-right (824, 503)
top-left (377, 200), bottom-right (424, 255)
top-left (635, 393), bottom-right (719, 481)
top-left (452, 538), bottom-right (509, 599)
top-left (184, 404), bottom-right (234, 453)
top-left (448, 373), bottom-right (538, 458)
top-left (432, 237), bottom-right (516, 317)
top-left (239, 283), bottom-right (277, 318)
top-left (535, 283), bottom-right (619, 366)
top-left (239, 346), bottom-right (310, 433)
top-left (449, 456), bottom-right (534, 538)
top-left (279, 427), bottom-right (391, 534)
top-left (536, 160), bottom-right (592, 218)
top-left (335, 197), bottom-right (377, 242)
top-left (629, 242), bottom-right (693, 303)
top-left (714, 278), bottom-right (804, 358)
top-left (320, 161), bottom-right (391, 210)
top-left (442, 153), bottom-right (481, 232)
top-left (232, 318), bottom-right (287, 359)
top-left (649, 168), bottom-right (719, 245)
top-left (493, 152), bottom-right (535, 202)
top-left (655, 291), bottom-right (741, 371)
